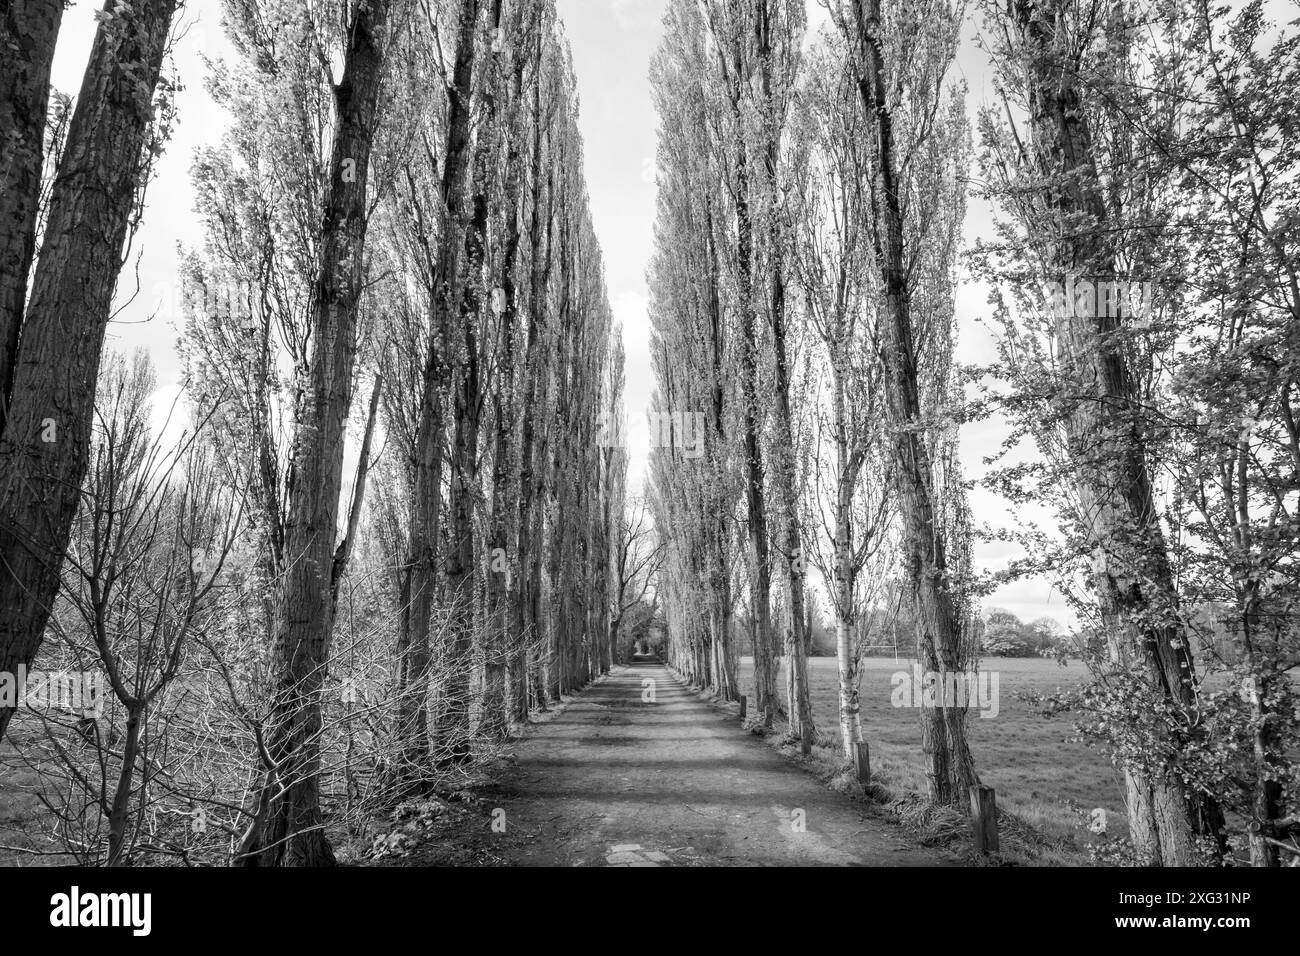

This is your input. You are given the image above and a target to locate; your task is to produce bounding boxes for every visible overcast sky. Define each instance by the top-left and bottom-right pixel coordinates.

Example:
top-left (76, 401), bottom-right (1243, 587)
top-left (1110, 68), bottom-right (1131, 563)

top-left (563, 0), bottom-right (1069, 625)
top-left (45, 0), bottom-right (1073, 625)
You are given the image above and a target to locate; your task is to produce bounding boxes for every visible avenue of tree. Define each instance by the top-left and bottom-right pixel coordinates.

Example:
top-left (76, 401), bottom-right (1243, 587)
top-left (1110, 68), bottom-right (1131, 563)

top-left (0, 0), bottom-right (1296, 868)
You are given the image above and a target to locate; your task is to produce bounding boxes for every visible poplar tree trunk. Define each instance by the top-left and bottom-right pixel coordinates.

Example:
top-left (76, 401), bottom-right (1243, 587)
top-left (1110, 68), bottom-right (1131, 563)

top-left (440, 335), bottom-right (481, 762)
top-left (481, 0), bottom-right (525, 742)
top-left (235, 0), bottom-right (392, 865)
top-left (844, 0), bottom-right (977, 805)
top-left (832, 358), bottom-right (865, 759)
top-left (771, 290), bottom-right (814, 754)
top-left (756, 0), bottom-right (813, 754)
top-left (732, 133), bottom-right (778, 729)
top-left (704, 202), bottom-right (738, 701)
top-left (515, 67), bottom-right (553, 716)
top-left (393, 372), bottom-right (442, 786)
top-left (398, 0), bottom-right (481, 774)
top-left (1009, 0), bottom-right (1224, 864)
top-left (0, 0), bottom-right (64, 427)
top-left (0, 0), bottom-right (178, 744)
top-left (1238, 585), bottom-right (1283, 867)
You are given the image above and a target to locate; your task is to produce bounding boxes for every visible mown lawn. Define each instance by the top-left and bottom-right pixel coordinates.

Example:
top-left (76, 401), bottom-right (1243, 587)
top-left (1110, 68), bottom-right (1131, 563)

top-left (738, 655), bottom-right (1125, 846)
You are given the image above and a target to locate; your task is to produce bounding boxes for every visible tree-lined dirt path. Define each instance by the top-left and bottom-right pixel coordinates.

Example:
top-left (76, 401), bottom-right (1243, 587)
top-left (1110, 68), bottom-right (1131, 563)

top-left (483, 662), bottom-right (950, 866)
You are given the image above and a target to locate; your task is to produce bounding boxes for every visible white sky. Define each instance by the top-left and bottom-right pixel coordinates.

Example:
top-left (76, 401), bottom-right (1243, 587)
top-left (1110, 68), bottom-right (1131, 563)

top-left (564, 0), bottom-right (1071, 625)
top-left (45, 0), bottom-right (1071, 625)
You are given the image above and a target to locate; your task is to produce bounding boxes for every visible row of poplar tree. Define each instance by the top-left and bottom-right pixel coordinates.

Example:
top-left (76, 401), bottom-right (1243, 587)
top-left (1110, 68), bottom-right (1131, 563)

top-left (0, 0), bottom-right (626, 866)
top-left (646, 0), bottom-right (1299, 867)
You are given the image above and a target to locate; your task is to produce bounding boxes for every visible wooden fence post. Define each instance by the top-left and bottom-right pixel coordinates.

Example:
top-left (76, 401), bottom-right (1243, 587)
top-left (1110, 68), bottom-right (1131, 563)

top-left (853, 741), bottom-right (871, 784)
top-left (971, 785), bottom-right (999, 854)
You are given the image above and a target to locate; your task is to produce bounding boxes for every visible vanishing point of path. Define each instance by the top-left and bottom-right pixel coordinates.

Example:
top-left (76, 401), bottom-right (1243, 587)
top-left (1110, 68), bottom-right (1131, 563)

top-left (484, 661), bottom-right (951, 866)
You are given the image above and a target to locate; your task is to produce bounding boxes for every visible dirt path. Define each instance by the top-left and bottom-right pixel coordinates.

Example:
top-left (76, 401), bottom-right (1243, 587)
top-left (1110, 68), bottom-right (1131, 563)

top-left (479, 662), bottom-right (950, 866)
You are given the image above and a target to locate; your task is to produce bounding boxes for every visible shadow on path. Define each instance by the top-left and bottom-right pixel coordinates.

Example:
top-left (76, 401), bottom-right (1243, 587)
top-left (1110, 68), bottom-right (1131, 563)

top-left (485, 663), bottom-right (950, 866)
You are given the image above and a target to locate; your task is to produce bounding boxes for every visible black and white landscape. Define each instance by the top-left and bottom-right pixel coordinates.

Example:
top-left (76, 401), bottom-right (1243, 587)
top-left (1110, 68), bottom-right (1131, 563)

top-left (0, 0), bottom-right (1296, 891)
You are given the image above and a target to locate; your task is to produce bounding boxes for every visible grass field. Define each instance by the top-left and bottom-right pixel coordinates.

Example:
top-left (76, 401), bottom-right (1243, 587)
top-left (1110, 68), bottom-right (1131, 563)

top-left (738, 655), bottom-right (1123, 849)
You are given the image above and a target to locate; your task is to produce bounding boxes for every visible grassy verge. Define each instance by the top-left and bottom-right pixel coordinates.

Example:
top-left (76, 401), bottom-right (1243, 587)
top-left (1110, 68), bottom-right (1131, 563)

top-left (674, 656), bottom-right (1118, 865)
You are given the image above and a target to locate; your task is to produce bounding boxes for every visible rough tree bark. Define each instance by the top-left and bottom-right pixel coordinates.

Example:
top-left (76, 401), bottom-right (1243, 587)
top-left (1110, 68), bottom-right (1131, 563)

top-left (236, 0), bottom-right (393, 866)
top-left (705, 202), bottom-right (738, 701)
top-left (1008, 0), bottom-right (1224, 864)
top-left (832, 355), bottom-right (867, 759)
top-left (0, 0), bottom-right (65, 428)
top-left (515, 44), bottom-right (554, 716)
top-left (843, 0), bottom-right (977, 805)
top-left (724, 53), bottom-right (778, 727)
top-left (0, 0), bottom-right (178, 744)
top-left (483, 0), bottom-right (531, 740)
top-left (754, 0), bottom-right (814, 754)
top-left (395, 0), bottom-right (482, 780)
